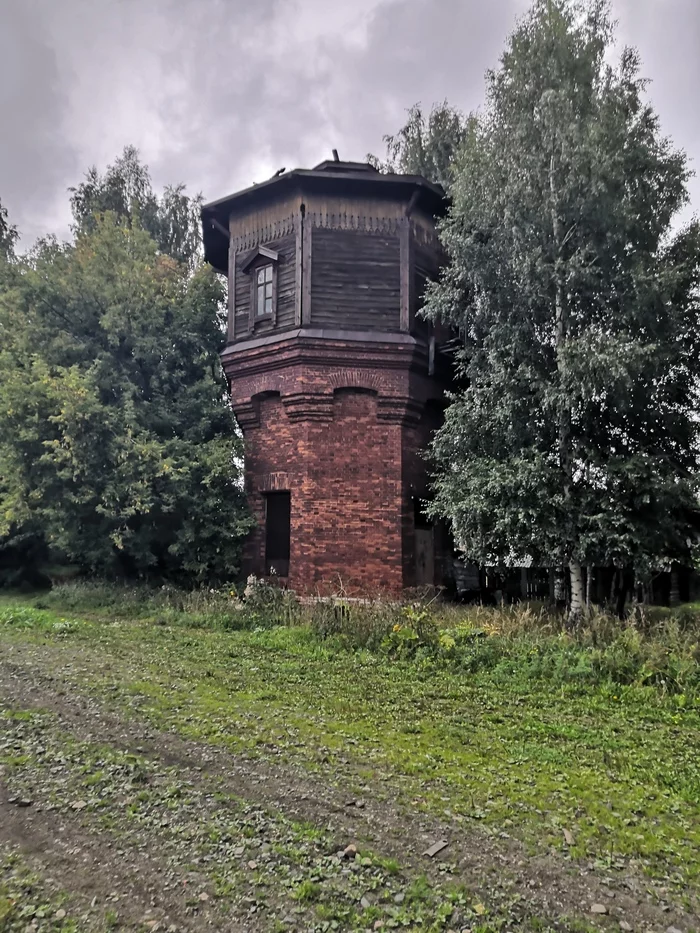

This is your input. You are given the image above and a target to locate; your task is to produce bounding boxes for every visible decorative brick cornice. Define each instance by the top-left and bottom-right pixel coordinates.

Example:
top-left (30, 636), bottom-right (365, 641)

top-left (377, 396), bottom-right (424, 426)
top-left (282, 393), bottom-right (335, 423)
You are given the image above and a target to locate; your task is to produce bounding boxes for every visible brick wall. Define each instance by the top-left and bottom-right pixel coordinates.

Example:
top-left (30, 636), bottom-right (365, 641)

top-left (223, 332), bottom-right (449, 595)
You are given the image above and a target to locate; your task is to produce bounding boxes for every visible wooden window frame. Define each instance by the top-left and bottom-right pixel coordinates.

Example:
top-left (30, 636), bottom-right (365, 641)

top-left (242, 246), bottom-right (280, 333)
top-left (253, 262), bottom-right (275, 320)
top-left (248, 259), bottom-right (278, 331)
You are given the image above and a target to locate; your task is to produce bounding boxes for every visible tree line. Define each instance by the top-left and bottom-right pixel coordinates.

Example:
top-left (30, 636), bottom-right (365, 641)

top-left (1, 0), bottom-right (699, 619)
top-left (373, 0), bottom-right (700, 620)
top-left (0, 148), bottom-right (251, 587)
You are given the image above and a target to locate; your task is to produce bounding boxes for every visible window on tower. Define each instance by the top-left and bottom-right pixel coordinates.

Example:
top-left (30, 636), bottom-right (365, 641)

top-left (256, 264), bottom-right (274, 317)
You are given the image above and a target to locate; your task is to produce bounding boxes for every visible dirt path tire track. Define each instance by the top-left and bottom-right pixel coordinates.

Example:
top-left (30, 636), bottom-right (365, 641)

top-left (0, 797), bottom-right (233, 932)
top-left (0, 642), bottom-right (696, 933)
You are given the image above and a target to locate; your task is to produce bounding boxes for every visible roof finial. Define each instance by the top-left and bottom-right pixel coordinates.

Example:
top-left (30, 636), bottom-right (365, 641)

top-left (332, 149), bottom-right (340, 162)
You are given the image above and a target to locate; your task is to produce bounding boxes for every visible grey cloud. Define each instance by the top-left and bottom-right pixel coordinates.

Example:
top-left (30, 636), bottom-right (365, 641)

top-left (0, 0), bottom-right (697, 246)
top-left (0, 1), bottom-right (80, 243)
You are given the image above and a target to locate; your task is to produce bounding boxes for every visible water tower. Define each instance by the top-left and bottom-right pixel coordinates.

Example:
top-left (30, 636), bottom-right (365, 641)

top-left (202, 159), bottom-right (451, 594)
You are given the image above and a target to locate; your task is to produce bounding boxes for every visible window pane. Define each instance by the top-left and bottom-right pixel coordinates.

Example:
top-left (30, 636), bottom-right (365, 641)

top-left (257, 267), bottom-right (265, 285)
top-left (257, 285), bottom-right (265, 315)
top-left (265, 296), bottom-right (272, 315)
top-left (265, 282), bottom-right (272, 299)
top-left (264, 265), bottom-right (273, 283)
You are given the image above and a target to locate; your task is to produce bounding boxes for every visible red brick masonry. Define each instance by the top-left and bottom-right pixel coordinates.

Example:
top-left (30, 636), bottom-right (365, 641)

top-left (221, 329), bottom-right (446, 595)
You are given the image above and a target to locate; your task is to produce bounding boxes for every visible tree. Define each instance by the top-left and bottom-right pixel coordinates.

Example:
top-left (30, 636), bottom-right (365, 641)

top-left (0, 198), bottom-right (17, 259)
top-left (369, 102), bottom-right (469, 189)
top-left (69, 146), bottom-right (203, 269)
top-left (0, 209), bottom-right (251, 584)
top-left (423, 0), bottom-right (700, 621)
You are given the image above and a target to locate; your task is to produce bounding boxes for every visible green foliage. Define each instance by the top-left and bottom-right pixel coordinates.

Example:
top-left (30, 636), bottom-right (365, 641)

top-left (0, 198), bottom-right (18, 259)
top-left (423, 0), bottom-right (700, 594)
top-left (16, 581), bottom-right (700, 701)
top-left (237, 574), bottom-right (301, 629)
top-left (69, 145), bottom-right (203, 269)
top-left (368, 101), bottom-right (469, 189)
top-left (0, 166), bottom-right (252, 584)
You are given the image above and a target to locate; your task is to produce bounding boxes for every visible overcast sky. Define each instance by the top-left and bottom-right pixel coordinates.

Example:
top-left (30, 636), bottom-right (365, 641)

top-left (1, 0), bottom-right (698, 246)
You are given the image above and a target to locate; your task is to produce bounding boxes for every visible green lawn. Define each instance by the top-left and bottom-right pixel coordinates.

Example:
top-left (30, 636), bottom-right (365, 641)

top-left (1, 594), bottom-right (698, 908)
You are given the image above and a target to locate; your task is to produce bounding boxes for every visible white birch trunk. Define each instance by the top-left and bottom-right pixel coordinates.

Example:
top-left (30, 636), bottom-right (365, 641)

top-left (569, 562), bottom-right (585, 625)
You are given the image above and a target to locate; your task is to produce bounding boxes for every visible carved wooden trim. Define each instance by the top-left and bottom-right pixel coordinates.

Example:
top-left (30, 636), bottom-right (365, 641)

top-left (231, 214), bottom-right (296, 251)
top-left (306, 212), bottom-right (401, 235)
top-left (229, 211), bottom-right (431, 252)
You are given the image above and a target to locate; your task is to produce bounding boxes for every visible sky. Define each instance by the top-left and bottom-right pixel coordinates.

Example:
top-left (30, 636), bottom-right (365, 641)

top-left (1, 0), bottom-right (698, 246)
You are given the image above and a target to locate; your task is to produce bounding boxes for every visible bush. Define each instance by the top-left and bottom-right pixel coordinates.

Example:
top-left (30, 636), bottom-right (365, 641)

top-left (308, 598), bottom-right (401, 650)
top-left (11, 579), bottom-right (700, 702)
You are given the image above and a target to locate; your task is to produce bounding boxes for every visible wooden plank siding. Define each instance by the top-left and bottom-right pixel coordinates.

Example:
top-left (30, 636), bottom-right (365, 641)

top-left (310, 228), bottom-right (401, 331)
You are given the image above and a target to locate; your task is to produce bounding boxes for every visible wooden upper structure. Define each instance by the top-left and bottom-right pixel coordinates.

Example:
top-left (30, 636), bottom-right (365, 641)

top-left (201, 160), bottom-right (446, 346)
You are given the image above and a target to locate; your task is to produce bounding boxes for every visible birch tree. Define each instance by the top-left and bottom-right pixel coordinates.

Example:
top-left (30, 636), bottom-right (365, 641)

top-left (424, 0), bottom-right (700, 621)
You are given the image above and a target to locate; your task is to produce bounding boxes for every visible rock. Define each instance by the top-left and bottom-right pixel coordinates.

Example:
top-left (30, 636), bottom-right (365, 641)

top-left (198, 893), bottom-right (209, 902)
top-left (355, 799), bottom-right (366, 809)
top-left (619, 923), bottom-right (632, 932)
top-left (17, 799), bottom-right (33, 808)
top-left (54, 910), bottom-right (66, 921)
top-left (374, 922), bottom-right (384, 930)
top-left (247, 860), bottom-right (258, 870)
top-left (360, 896), bottom-right (371, 910)
top-left (423, 840), bottom-right (449, 858)
top-left (70, 800), bottom-right (87, 811)
top-left (591, 904), bottom-right (608, 915)
top-left (394, 893), bottom-right (405, 905)
top-left (563, 828), bottom-right (574, 846)
top-left (666, 928), bottom-right (683, 933)
top-left (342, 844), bottom-right (357, 860)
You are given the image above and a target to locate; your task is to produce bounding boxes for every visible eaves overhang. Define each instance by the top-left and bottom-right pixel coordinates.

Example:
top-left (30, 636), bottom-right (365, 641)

top-left (201, 164), bottom-right (446, 275)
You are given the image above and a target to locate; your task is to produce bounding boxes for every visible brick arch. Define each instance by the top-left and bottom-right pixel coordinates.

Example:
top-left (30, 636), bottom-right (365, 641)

top-left (251, 389), bottom-right (282, 403)
top-left (328, 369), bottom-right (383, 394)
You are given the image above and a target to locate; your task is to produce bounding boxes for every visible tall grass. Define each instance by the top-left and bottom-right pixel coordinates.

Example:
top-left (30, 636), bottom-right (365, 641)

top-left (12, 578), bottom-right (700, 702)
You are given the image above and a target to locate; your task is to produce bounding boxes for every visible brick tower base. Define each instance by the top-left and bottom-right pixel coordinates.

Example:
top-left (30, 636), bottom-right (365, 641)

top-left (223, 330), bottom-right (448, 596)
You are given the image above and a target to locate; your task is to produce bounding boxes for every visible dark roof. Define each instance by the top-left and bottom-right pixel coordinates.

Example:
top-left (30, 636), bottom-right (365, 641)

top-left (201, 160), bottom-right (445, 274)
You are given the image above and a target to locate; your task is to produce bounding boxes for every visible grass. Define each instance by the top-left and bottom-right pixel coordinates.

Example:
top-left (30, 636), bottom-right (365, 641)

top-left (1, 583), bottom-right (700, 905)
top-left (0, 852), bottom-right (79, 932)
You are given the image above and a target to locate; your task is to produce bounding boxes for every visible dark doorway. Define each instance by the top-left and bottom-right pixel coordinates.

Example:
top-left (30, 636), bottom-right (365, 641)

top-left (413, 497), bottom-right (434, 586)
top-left (265, 491), bottom-right (291, 576)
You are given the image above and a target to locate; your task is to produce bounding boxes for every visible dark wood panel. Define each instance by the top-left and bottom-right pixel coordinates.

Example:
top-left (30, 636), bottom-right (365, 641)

top-left (275, 234), bottom-right (296, 330)
top-left (310, 228), bottom-right (400, 331)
